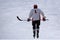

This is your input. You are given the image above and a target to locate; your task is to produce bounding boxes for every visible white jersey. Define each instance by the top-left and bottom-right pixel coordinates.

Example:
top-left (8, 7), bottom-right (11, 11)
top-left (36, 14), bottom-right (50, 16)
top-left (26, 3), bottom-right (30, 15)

top-left (29, 8), bottom-right (44, 21)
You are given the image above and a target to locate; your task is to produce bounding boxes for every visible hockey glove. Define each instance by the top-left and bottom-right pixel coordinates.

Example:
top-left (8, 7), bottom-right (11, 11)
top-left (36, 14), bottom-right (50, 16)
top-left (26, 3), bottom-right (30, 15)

top-left (27, 18), bottom-right (30, 22)
top-left (43, 17), bottom-right (46, 21)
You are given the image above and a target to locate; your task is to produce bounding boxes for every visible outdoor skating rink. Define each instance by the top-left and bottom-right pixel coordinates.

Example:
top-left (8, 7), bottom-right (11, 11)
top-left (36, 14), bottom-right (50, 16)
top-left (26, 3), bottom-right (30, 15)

top-left (0, 0), bottom-right (60, 40)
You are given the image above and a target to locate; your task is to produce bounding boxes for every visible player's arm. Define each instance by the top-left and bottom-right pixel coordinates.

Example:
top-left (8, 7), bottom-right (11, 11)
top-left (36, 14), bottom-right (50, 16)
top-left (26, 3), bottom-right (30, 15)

top-left (40, 10), bottom-right (46, 21)
top-left (27, 9), bottom-right (33, 21)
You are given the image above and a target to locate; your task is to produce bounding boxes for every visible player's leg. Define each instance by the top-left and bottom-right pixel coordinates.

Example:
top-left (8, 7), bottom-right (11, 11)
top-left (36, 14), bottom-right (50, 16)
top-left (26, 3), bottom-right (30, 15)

top-left (37, 25), bottom-right (39, 38)
top-left (32, 21), bottom-right (36, 38)
top-left (36, 20), bottom-right (40, 38)
top-left (33, 28), bottom-right (35, 38)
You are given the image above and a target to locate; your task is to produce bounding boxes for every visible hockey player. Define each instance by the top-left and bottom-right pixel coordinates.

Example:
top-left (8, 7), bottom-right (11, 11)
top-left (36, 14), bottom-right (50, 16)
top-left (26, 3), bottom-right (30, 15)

top-left (27, 4), bottom-right (46, 38)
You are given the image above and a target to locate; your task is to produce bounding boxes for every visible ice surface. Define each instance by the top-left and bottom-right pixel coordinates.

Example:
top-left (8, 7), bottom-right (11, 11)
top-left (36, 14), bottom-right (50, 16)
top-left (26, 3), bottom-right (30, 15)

top-left (0, 0), bottom-right (60, 40)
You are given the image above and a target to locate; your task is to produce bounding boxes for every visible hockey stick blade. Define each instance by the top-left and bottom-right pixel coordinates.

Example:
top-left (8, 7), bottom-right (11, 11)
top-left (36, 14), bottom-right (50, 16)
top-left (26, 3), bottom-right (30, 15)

top-left (17, 16), bottom-right (23, 21)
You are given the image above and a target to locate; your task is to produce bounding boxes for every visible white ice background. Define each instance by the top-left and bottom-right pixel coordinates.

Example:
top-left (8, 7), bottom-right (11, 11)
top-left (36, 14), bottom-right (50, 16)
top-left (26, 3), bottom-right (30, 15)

top-left (0, 0), bottom-right (60, 40)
